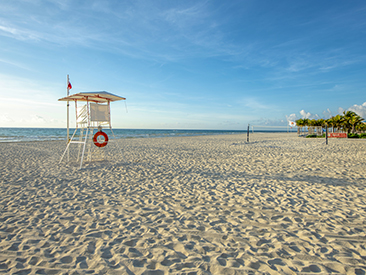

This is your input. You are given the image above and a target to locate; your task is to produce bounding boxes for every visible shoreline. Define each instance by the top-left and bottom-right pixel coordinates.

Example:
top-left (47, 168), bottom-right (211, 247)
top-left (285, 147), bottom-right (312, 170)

top-left (3, 131), bottom-right (365, 144)
top-left (1, 133), bottom-right (365, 274)
top-left (0, 128), bottom-right (298, 143)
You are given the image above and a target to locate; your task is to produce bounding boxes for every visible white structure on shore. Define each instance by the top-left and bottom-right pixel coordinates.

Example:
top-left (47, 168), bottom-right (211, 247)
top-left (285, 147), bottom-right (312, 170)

top-left (58, 91), bottom-right (126, 169)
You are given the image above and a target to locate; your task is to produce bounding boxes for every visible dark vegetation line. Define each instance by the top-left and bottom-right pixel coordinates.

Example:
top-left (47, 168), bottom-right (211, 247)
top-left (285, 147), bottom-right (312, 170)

top-left (295, 111), bottom-right (366, 138)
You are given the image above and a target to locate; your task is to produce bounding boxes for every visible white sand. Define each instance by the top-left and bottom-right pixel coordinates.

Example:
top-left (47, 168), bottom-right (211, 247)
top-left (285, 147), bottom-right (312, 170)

top-left (0, 133), bottom-right (366, 274)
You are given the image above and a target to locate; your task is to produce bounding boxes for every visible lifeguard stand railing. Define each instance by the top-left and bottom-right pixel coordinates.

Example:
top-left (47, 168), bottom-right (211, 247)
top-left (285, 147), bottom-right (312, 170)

top-left (58, 91), bottom-right (126, 169)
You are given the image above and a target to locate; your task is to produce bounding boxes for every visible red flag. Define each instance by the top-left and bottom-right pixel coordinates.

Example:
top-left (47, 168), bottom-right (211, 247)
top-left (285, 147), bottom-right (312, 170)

top-left (68, 81), bottom-right (72, 90)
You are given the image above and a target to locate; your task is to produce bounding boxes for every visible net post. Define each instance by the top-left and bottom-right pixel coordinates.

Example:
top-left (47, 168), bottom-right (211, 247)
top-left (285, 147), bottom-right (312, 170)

top-left (247, 124), bottom-right (250, 142)
top-left (67, 75), bottom-right (70, 161)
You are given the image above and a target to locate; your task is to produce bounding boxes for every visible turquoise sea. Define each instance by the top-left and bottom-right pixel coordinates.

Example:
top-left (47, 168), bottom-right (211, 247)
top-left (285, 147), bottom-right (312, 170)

top-left (0, 127), bottom-right (296, 143)
top-left (0, 128), bottom-right (250, 143)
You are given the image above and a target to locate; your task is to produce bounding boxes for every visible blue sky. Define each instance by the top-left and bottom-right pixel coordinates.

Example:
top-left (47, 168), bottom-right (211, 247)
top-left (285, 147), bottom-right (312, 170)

top-left (0, 0), bottom-right (365, 129)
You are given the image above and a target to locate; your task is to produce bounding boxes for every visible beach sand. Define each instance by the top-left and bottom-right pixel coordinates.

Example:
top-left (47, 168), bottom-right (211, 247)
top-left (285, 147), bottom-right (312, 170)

top-left (0, 133), bottom-right (365, 274)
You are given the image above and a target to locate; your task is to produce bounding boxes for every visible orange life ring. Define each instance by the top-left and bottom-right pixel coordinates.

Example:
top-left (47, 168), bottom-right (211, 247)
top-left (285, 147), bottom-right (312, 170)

top-left (93, 131), bottom-right (109, 148)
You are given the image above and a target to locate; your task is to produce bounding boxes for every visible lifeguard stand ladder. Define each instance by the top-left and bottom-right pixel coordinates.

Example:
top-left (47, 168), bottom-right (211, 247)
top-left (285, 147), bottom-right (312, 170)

top-left (58, 91), bottom-right (126, 169)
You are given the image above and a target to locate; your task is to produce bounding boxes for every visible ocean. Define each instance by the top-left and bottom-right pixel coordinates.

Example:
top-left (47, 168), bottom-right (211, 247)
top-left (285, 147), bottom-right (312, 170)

top-left (0, 127), bottom-right (297, 143)
top-left (0, 128), bottom-right (251, 143)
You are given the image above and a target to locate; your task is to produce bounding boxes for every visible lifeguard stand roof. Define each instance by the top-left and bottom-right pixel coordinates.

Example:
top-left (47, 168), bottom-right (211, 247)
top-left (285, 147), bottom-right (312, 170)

top-left (58, 91), bottom-right (126, 103)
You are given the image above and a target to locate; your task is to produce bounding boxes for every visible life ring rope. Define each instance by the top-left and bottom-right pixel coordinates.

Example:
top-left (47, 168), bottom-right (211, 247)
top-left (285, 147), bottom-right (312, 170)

top-left (93, 131), bottom-right (109, 148)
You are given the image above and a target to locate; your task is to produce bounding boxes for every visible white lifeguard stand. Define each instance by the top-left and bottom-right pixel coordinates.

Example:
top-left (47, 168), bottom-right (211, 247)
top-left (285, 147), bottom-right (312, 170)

top-left (58, 91), bottom-right (126, 169)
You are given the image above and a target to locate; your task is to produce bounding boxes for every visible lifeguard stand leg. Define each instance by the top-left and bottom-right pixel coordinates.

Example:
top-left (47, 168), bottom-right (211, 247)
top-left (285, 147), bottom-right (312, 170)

top-left (77, 128), bottom-right (84, 161)
top-left (87, 128), bottom-right (95, 162)
top-left (79, 127), bottom-right (89, 169)
top-left (60, 128), bottom-right (78, 164)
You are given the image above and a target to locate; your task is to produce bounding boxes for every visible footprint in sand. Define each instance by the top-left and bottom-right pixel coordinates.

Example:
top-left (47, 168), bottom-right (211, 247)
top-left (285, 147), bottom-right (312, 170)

top-left (60, 255), bottom-right (73, 264)
top-left (301, 264), bottom-right (322, 273)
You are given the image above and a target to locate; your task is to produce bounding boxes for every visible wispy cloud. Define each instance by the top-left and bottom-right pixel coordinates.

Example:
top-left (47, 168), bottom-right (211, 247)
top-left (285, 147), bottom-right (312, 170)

top-left (0, 24), bottom-right (41, 41)
top-left (0, 97), bottom-right (60, 107)
top-left (240, 97), bottom-right (275, 111)
top-left (0, 1), bottom-right (365, 129)
top-left (0, 1), bottom-right (251, 63)
top-left (0, 58), bottom-right (32, 71)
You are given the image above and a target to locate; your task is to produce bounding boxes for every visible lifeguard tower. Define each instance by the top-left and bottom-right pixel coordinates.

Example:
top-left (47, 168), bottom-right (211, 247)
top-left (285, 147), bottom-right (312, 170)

top-left (58, 91), bottom-right (126, 169)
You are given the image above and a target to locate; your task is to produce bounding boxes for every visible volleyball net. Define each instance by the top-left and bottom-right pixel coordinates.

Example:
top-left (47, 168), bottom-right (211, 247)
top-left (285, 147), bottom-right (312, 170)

top-left (250, 125), bottom-right (297, 133)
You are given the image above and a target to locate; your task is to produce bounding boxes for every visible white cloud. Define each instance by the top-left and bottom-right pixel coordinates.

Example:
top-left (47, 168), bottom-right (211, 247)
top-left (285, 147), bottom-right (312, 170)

top-left (286, 113), bottom-right (298, 122)
top-left (348, 102), bottom-right (366, 119)
top-left (286, 109), bottom-right (321, 122)
top-left (242, 97), bottom-right (271, 110)
top-left (30, 115), bottom-right (46, 123)
top-left (0, 114), bottom-right (13, 122)
top-left (0, 113), bottom-right (64, 128)
top-left (0, 58), bottom-right (32, 71)
top-left (0, 25), bottom-right (17, 36)
top-left (299, 110), bottom-right (312, 119)
top-left (287, 102), bottom-right (366, 125)
top-left (251, 118), bottom-right (288, 126)
top-left (322, 108), bottom-right (332, 119)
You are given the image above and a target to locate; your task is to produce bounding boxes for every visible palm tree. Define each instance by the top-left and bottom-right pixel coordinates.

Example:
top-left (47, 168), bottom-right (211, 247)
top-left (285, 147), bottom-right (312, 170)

top-left (311, 119), bottom-right (326, 135)
top-left (333, 114), bottom-right (343, 133)
top-left (306, 119), bottom-right (317, 135)
top-left (318, 119), bottom-right (327, 135)
top-left (349, 115), bottom-right (364, 134)
top-left (295, 118), bottom-right (307, 136)
top-left (295, 112), bottom-right (364, 137)
top-left (308, 119), bottom-right (316, 126)
top-left (295, 118), bottom-right (303, 126)
top-left (342, 111), bottom-right (363, 134)
top-left (355, 122), bottom-right (366, 133)
top-left (317, 119), bottom-right (326, 127)
top-left (327, 117), bottom-right (336, 133)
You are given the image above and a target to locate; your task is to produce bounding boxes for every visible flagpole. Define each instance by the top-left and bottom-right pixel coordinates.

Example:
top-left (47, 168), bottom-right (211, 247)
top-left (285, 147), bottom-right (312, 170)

top-left (67, 75), bottom-right (70, 161)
